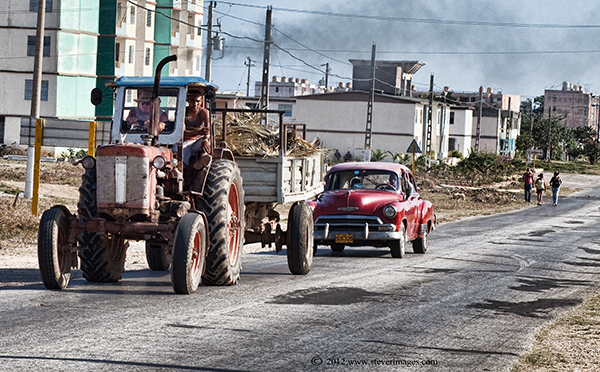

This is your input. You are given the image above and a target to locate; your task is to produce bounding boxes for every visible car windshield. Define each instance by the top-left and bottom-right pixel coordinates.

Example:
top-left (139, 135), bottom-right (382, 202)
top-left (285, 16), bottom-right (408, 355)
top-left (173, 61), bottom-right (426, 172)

top-left (326, 169), bottom-right (399, 192)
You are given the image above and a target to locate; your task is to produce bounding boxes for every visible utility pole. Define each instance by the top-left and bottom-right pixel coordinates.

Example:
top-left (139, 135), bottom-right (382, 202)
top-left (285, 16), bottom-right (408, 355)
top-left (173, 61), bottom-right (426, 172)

top-left (425, 74), bottom-right (434, 159)
top-left (25, 0), bottom-right (47, 199)
top-left (244, 57), bottom-right (254, 97)
top-left (324, 62), bottom-right (329, 91)
top-left (474, 86), bottom-right (483, 153)
top-left (505, 97), bottom-right (512, 154)
top-left (364, 43), bottom-right (376, 162)
top-left (547, 107), bottom-right (552, 161)
top-left (204, 1), bottom-right (215, 82)
top-left (259, 6), bottom-right (273, 110)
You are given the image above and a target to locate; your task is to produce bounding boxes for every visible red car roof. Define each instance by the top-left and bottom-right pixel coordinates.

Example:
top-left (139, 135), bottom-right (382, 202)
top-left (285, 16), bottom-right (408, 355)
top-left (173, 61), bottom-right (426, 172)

top-left (327, 162), bottom-right (411, 176)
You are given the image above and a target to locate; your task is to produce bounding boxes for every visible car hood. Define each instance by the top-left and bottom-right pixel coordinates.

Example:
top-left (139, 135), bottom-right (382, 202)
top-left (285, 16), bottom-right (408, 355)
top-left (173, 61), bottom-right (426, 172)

top-left (315, 189), bottom-right (401, 217)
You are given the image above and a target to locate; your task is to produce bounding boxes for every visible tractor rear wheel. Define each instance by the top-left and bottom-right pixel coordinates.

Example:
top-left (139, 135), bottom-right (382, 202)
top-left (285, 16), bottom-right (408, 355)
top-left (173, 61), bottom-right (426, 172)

top-left (77, 167), bottom-right (127, 282)
top-left (146, 242), bottom-right (172, 271)
top-left (286, 201), bottom-right (314, 275)
top-left (200, 159), bottom-right (245, 286)
top-left (79, 233), bottom-right (127, 282)
top-left (38, 208), bottom-right (72, 290)
top-left (171, 213), bottom-right (208, 294)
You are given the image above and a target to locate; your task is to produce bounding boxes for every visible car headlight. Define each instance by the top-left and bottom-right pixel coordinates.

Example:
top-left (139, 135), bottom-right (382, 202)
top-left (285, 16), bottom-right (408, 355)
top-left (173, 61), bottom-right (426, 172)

top-left (81, 156), bottom-right (96, 170)
top-left (383, 204), bottom-right (397, 218)
top-left (152, 155), bottom-right (167, 170)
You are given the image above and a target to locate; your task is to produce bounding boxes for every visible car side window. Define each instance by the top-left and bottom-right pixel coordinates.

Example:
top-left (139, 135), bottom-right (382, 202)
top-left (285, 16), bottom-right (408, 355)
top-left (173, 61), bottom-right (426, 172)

top-left (401, 173), bottom-right (415, 196)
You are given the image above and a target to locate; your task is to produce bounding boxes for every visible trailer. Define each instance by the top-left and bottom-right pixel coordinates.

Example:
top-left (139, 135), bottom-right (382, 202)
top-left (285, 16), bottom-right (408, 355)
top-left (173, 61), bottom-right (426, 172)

top-left (214, 109), bottom-right (324, 274)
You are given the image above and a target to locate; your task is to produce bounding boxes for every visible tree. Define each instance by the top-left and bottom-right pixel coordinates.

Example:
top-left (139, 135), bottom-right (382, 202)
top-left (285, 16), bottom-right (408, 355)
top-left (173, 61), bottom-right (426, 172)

top-left (370, 149), bottom-right (387, 162)
top-left (583, 141), bottom-right (600, 164)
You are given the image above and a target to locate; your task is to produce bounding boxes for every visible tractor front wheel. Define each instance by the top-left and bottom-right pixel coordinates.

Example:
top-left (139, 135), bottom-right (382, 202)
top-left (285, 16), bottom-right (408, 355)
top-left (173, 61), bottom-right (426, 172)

top-left (171, 213), bottom-right (208, 294)
top-left (200, 159), bottom-right (245, 286)
top-left (38, 208), bottom-right (73, 290)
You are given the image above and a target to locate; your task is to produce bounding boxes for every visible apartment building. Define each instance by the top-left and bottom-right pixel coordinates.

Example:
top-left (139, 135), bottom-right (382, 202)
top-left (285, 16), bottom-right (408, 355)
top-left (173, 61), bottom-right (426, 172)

top-left (0, 0), bottom-right (205, 144)
top-left (544, 81), bottom-right (600, 130)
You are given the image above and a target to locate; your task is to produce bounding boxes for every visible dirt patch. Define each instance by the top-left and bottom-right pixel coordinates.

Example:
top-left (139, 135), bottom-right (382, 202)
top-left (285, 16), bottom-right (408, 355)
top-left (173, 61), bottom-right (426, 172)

top-left (511, 290), bottom-right (600, 371)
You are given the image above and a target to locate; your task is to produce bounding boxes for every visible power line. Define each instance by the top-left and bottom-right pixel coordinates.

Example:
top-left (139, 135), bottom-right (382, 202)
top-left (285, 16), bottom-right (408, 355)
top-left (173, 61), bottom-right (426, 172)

top-left (215, 1), bottom-right (600, 29)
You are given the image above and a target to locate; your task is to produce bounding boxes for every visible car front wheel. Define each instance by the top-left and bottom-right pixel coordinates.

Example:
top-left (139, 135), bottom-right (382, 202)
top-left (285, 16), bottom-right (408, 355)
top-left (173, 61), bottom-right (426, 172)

top-left (390, 224), bottom-right (406, 258)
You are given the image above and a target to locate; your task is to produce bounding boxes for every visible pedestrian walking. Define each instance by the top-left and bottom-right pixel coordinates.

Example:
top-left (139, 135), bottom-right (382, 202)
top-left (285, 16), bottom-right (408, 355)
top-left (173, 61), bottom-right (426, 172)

top-left (523, 167), bottom-right (534, 203)
top-left (549, 171), bottom-right (563, 206)
top-left (535, 173), bottom-right (546, 205)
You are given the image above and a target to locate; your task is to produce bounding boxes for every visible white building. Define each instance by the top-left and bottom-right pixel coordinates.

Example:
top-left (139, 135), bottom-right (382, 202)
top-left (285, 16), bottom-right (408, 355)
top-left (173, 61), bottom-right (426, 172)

top-left (294, 91), bottom-right (451, 161)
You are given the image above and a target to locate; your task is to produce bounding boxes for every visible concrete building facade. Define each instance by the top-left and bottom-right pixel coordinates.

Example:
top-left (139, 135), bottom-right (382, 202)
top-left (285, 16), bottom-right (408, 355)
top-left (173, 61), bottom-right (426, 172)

top-left (293, 91), bottom-right (451, 161)
top-left (0, 0), bottom-right (205, 144)
top-left (544, 82), bottom-right (600, 130)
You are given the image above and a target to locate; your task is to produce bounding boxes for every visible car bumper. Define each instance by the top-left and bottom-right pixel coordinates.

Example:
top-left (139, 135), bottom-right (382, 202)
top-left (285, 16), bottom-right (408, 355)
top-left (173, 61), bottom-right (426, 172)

top-left (314, 215), bottom-right (401, 242)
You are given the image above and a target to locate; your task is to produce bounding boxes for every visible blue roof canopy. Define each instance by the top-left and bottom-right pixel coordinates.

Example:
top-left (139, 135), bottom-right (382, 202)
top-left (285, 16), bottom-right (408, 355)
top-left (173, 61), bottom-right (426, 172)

top-left (114, 76), bottom-right (219, 89)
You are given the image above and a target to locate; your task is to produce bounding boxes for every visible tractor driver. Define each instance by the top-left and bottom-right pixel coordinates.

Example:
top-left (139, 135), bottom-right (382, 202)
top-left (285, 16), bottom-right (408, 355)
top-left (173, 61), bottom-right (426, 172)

top-left (126, 90), bottom-right (167, 132)
top-left (182, 92), bottom-right (211, 165)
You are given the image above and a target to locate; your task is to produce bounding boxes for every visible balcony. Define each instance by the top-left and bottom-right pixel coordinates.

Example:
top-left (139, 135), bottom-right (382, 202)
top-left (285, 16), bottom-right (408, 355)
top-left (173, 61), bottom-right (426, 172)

top-left (171, 31), bottom-right (180, 46)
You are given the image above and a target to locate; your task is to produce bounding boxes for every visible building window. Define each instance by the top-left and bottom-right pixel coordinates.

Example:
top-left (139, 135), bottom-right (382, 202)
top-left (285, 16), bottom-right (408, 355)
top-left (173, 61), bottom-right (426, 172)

top-left (128, 45), bottom-right (134, 64)
top-left (115, 43), bottom-right (120, 62)
top-left (448, 138), bottom-right (456, 151)
top-left (144, 48), bottom-right (151, 66)
top-left (24, 80), bottom-right (49, 101)
top-left (130, 5), bottom-right (136, 24)
top-left (146, 10), bottom-right (152, 27)
top-left (449, 112), bottom-right (455, 125)
top-left (126, 89), bottom-right (132, 104)
top-left (278, 104), bottom-right (292, 117)
top-left (27, 36), bottom-right (51, 57)
top-left (30, 0), bottom-right (53, 13)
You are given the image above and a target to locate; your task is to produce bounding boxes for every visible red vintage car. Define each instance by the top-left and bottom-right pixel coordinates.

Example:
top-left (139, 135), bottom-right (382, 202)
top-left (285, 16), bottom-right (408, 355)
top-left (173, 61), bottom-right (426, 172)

top-left (308, 162), bottom-right (435, 258)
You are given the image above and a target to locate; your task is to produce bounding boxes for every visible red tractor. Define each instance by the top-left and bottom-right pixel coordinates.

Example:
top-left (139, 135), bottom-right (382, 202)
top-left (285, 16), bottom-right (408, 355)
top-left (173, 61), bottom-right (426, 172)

top-left (38, 56), bottom-right (244, 294)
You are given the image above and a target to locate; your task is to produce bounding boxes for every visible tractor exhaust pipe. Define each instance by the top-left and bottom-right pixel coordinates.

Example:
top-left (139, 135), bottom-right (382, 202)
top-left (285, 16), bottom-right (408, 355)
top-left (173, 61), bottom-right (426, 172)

top-left (150, 55), bottom-right (178, 140)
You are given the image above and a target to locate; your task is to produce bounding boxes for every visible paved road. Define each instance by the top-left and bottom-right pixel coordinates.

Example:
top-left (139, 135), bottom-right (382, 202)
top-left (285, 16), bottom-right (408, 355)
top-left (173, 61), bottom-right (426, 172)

top-left (1, 184), bottom-right (600, 371)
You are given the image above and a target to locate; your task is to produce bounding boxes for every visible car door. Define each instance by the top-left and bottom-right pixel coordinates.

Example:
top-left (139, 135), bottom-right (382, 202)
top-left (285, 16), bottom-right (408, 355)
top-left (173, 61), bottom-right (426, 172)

top-left (401, 171), bottom-right (420, 240)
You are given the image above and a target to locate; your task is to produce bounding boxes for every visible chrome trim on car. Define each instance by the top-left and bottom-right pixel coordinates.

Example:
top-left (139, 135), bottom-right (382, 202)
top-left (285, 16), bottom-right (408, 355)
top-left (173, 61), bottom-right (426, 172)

top-left (314, 215), bottom-right (399, 241)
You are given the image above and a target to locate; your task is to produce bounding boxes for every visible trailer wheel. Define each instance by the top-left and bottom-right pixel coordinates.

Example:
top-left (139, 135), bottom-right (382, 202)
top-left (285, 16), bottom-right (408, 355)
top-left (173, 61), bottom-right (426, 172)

top-left (146, 242), bottom-right (172, 271)
top-left (38, 208), bottom-right (72, 290)
top-left (171, 213), bottom-right (208, 294)
top-left (390, 224), bottom-right (406, 258)
top-left (77, 167), bottom-right (127, 282)
top-left (200, 159), bottom-right (245, 286)
top-left (286, 201), bottom-right (314, 275)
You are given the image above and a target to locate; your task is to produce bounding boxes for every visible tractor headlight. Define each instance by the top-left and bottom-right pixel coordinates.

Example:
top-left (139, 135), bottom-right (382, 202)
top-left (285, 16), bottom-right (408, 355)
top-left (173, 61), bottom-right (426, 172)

top-left (81, 156), bottom-right (96, 170)
top-left (383, 204), bottom-right (397, 219)
top-left (152, 155), bottom-right (167, 170)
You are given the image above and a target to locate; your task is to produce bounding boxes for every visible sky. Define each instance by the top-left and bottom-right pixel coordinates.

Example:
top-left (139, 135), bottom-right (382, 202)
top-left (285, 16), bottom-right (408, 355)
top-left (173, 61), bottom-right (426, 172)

top-left (204, 0), bottom-right (600, 101)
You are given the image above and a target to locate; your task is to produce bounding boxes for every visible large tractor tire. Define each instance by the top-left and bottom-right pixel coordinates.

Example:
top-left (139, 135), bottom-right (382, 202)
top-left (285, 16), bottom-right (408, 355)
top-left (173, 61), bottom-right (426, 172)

top-left (146, 241), bottom-right (172, 271)
top-left (200, 159), bottom-right (245, 286)
top-left (390, 223), bottom-right (406, 258)
top-left (38, 208), bottom-right (72, 290)
top-left (171, 212), bottom-right (208, 294)
top-left (77, 167), bottom-right (127, 282)
top-left (286, 201), bottom-right (314, 275)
